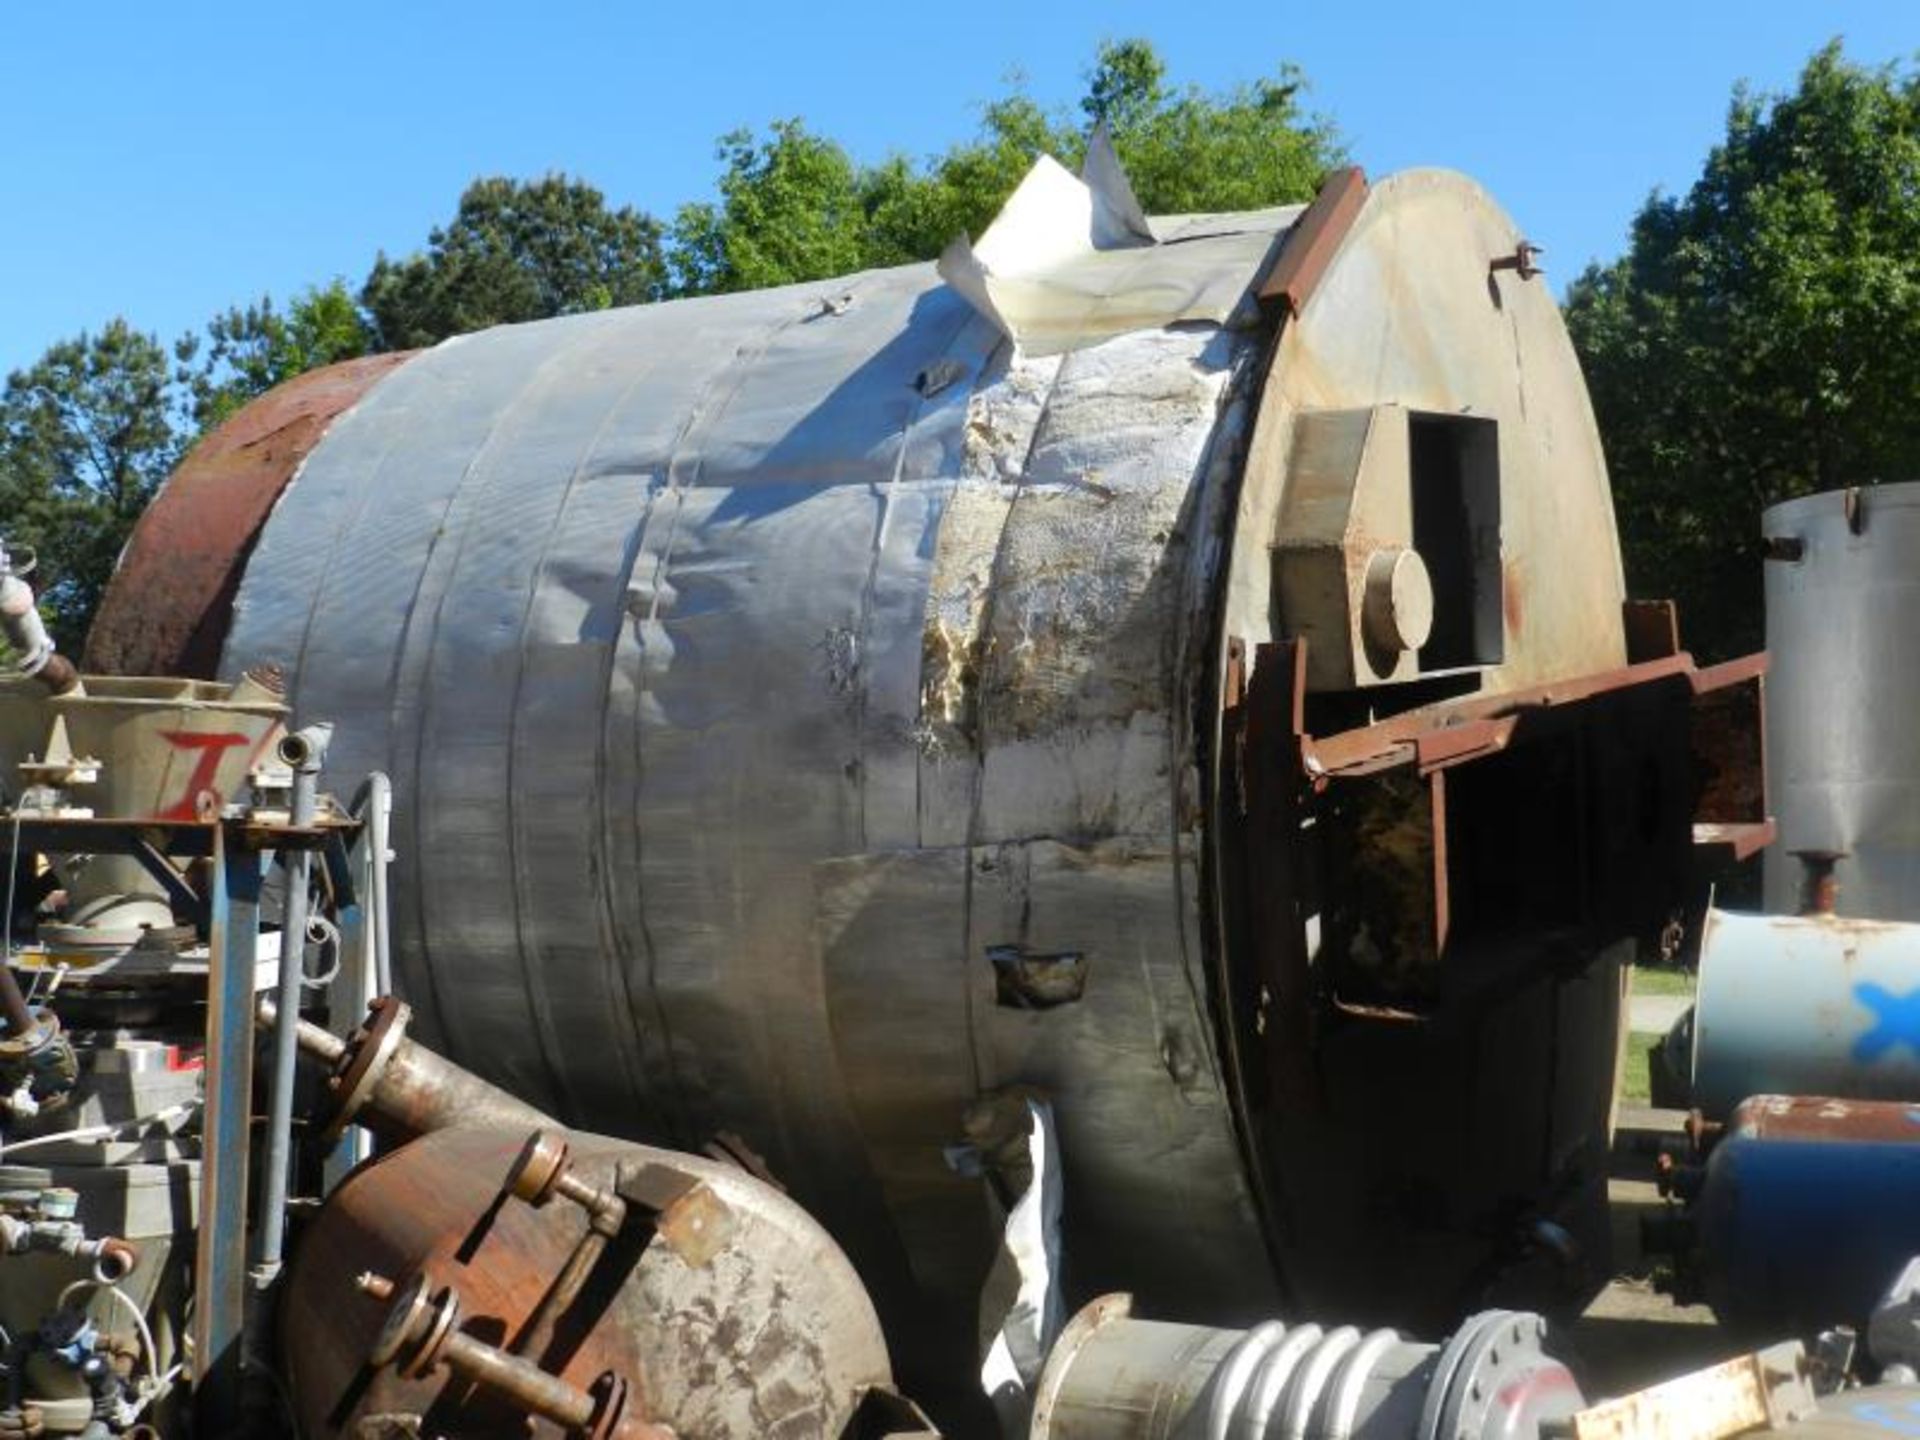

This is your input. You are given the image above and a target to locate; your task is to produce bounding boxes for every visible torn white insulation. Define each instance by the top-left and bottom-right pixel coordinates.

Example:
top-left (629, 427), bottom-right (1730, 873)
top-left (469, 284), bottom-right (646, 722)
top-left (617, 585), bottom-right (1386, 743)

top-left (938, 151), bottom-right (1302, 354)
top-left (980, 1100), bottom-right (1065, 1432)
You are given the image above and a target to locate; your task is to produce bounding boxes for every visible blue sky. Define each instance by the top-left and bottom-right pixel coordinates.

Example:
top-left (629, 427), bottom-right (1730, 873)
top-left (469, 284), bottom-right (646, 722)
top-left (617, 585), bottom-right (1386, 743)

top-left (1, 3), bottom-right (1912, 377)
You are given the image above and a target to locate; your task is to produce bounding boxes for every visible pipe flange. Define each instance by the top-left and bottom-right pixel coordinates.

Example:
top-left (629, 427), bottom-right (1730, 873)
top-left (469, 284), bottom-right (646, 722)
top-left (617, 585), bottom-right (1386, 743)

top-left (323, 997), bottom-right (411, 1141)
top-left (506, 1130), bottom-right (570, 1207)
top-left (1030, 1294), bottom-right (1134, 1438)
top-left (586, 1371), bottom-right (632, 1440)
top-left (1419, 1310), bottom-right (1581, 1440)
top-left (369, 1273), bottom-right (434, 1369)
top-left (405, 1287), bottom-right (462, 1381)
top-left (0, 1007), bottom-right (60, 1063)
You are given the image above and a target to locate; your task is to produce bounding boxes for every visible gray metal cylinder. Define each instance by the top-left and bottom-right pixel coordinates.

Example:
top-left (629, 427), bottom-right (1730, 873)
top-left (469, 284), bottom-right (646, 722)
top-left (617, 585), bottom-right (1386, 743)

top-left (1764, 482), bottom-right (1920, 919)
top-left (1027, 1295), bottom-right (1581, 1440)
top-left (1688, 907), bottom-right (1920, 1116)
top-left (110, 166), bottom-right (1651, 1395)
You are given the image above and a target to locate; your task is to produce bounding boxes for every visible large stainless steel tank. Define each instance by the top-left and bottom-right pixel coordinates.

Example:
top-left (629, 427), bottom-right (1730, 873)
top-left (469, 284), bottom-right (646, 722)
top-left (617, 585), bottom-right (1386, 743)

top-left (1763, 482), bottom-right (1920, 919)
top-left (91, 166), bottom-right (1758, 1404)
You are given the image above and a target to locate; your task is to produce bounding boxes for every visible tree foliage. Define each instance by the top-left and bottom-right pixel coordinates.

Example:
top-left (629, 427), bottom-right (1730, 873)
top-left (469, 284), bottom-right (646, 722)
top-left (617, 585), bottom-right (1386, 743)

top-left (668, 39), bottom-right (1342, 293)
top-left (5, 39), bottom-right (1340, 648)
top-left (1566, 42), bottom-right (1920, 659)
top-left (179, 281), bottom-right (373, 430)
top-left (362, 175), bottom-right (667, 350)
top-left (0, 322), bottom-right (184, 646)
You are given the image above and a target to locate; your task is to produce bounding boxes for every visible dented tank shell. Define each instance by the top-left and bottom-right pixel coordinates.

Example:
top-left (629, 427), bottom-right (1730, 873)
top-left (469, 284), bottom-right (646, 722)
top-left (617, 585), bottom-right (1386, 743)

top-left (100, 170), bottom-right (1643, 1395)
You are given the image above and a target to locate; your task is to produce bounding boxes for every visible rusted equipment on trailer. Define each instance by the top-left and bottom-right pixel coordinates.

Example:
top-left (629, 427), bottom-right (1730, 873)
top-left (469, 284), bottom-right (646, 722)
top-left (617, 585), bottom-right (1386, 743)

top-left (264, 996), bottom-right (899, 1439)
top-left (95, 159), bottom-right (1767, 1418)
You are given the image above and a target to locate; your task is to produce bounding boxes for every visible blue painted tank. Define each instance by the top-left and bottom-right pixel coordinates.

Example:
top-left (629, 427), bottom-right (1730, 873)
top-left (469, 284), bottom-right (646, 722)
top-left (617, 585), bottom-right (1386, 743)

top-left (1685, 1096), bottom-right (1920, 1337)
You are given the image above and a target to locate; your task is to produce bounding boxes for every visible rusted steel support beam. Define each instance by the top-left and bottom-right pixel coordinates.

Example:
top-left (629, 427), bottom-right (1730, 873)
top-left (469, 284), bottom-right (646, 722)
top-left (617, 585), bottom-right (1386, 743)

top-left (1257, 166), bottom-right (1369, 317)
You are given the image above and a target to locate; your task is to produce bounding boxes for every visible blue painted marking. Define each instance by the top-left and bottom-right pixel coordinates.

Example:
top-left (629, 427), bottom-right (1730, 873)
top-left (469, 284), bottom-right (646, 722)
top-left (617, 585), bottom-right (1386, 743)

top-left (1854, 982), bottom-right (1920, 1062)
top-left (1848, 1400), bottom-right (1920, 1435)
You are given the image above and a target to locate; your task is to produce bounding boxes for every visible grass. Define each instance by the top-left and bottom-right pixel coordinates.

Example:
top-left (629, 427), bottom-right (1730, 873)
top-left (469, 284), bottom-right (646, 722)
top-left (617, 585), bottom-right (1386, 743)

top-left (1631, 965), bottom-right (1695, 999)
top-left (1619, 1030), bottom-right (1659, 1107)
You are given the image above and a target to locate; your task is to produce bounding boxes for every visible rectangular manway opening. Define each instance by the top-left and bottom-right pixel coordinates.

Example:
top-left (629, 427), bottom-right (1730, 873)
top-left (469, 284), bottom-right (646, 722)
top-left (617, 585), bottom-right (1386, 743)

top-left (1410, 413), bottom-right (1503, 672)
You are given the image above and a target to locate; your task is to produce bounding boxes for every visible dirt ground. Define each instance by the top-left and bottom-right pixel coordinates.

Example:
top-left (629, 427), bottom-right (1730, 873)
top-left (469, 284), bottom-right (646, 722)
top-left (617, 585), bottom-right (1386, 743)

top-left (1562, 1103), bottom-right (1731, 1398)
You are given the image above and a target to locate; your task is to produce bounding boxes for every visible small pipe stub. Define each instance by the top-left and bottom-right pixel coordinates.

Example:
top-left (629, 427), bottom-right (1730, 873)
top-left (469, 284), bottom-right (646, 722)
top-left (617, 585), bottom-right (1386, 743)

top-left (1793, 849), bottom-right (1847, 917)
top-left (1490, 240), bottom-right (1545, 281)
top-left (322, 996), bottom-right (412, 1140)
top-left (507, 1129), bottom-right (571, 1207)
top-left (361, 1270), bottom-right (653, 1436)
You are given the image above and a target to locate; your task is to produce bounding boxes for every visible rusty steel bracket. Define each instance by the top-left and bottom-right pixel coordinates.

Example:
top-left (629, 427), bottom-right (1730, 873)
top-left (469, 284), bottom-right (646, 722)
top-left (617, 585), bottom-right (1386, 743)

top-left (1260, 635), bottom-right (1768, 808)
top-left (616, 1162), bottom-right (736, 1269)
top-left (361, 1270), bottom-right (664, 1439)
top-left (1229, 626), bottom-right (1772, 1021)
top-left (1257, 166), bottom-right (1369, 318)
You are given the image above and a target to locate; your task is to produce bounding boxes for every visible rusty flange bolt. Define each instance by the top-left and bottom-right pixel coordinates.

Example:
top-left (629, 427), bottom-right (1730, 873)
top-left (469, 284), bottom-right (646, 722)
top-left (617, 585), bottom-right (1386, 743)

top-left (507, 1129), bottom-right (625, 1228)
top-left (359, 1270), bottom-right (649, 1435)
top-left (507, 1129), bottom-right (571, 1207)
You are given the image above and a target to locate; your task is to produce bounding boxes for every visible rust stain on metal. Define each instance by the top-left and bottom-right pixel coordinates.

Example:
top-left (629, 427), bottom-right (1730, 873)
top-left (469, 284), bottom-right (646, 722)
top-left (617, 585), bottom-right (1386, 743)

top-left (85, 351), bottom-right (417, 678)
top-left (1569, 1342), bottom-right (1814, 1440)
top-left (1730, 1093), bottom-right (1920, 1145)
top-left (1257, 166), bottom-right (1369, 317)
top-left (1502, 568), bottom-right (1526, 639)
top-left (656, 1183), bottom-right (734, 1268)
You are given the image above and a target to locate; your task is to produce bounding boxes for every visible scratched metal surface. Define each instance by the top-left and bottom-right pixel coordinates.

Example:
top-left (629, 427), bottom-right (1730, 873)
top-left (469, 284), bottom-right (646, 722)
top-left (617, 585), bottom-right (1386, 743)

top-left (1762, 482), bottom-right (1920, 920)
top-left (217, 231), bottom-right (1292, 1360)
top-left (1692, 906), bottom-right (1920, 1117)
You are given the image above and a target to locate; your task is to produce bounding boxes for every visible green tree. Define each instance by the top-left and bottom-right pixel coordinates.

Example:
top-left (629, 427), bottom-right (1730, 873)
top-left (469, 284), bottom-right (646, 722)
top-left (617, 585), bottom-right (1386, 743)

top-left (179, 280), bottom-right (372, 429)
top-left (0, 321), bottom-right (184, 646)
top-left (1083, 40), bottom-right (1332, 215)
top-left (362, 175), bottom-right (667, 350)
top-left (671, 122), bottom-right (877, 295)
top-left (668, 40), bottom-right (1341, 293)
top-left (1566, 42), bottom-right (1920, 660)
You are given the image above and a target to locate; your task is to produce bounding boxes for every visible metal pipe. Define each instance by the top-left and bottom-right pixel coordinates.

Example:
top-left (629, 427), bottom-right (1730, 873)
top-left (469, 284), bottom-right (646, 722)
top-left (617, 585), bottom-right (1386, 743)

top-left (1028, 1296), bottom-right (1582, 1440)
top-left (501, 1130), bottom-right (628, 1359)
top-left (254, 723), bottom-right (332, 1278)
top-left (361, 772), bottom-right (393, 997)
top-left (362, 1272), bottom-right (666, 1439)
top-left (0, 545), bottom-right (79, 697)
top-left (253, 994), bottom-right (345, 1064)
top-left (252, 993), bottom-right (552, 1142)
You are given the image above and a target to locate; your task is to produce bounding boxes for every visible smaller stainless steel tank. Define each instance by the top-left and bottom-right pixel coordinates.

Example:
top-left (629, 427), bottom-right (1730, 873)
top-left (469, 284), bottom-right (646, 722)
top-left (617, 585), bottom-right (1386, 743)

top-left (1764, 482), bottom-right (1920, 919)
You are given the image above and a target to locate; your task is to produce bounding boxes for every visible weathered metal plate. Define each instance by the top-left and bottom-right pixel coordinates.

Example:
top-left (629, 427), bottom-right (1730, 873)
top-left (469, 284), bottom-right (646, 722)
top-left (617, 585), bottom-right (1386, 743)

top-left (85, 352), bottom-right (415, 677)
